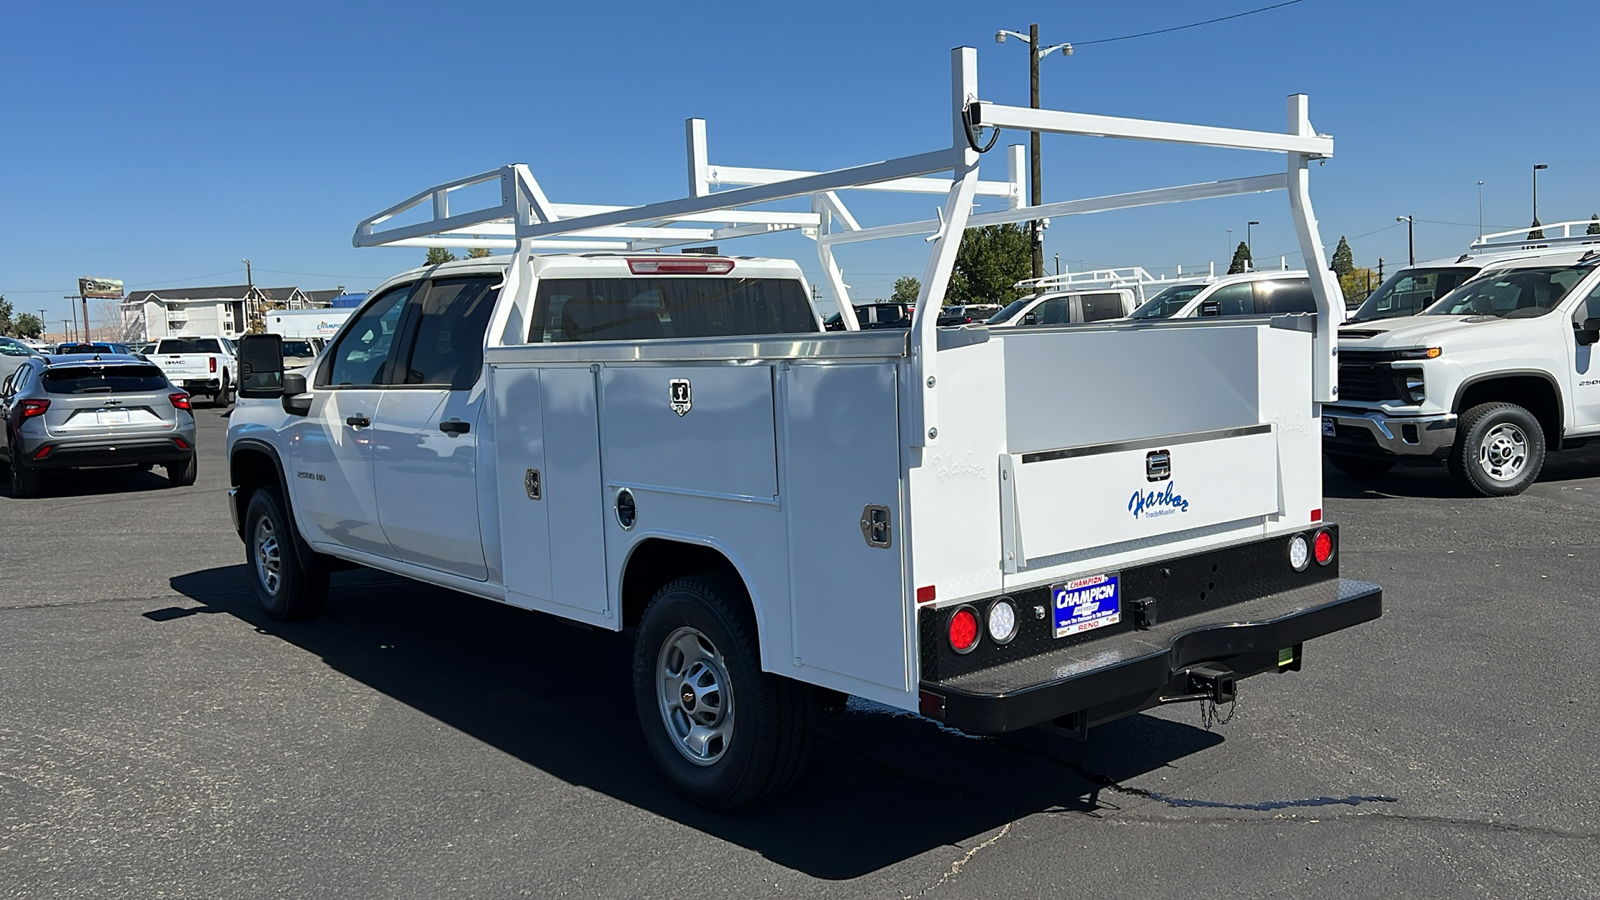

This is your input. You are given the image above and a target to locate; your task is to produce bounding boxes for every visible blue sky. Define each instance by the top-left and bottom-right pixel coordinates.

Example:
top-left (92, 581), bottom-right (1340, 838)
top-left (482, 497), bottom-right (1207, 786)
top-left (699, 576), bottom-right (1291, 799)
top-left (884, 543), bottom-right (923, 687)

top-left (4, 0), bottom-right (1597, 329)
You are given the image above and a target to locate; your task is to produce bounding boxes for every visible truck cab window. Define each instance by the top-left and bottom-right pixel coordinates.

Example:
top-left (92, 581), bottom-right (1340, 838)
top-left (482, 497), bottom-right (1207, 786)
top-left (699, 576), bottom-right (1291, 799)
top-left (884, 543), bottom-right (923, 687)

top-left (529, 277), bottom-right (818, 343)
top-left (397, 278), bottom-right (500, 388)
top-left (324, 284), bottom-right (415, 386)
top-left (1205, 283), bottom-right (1255, 316)
top-left (1080, 292), bottom-right (1126, 322)
top-left (1256, 278), bottom-right (1316, 314)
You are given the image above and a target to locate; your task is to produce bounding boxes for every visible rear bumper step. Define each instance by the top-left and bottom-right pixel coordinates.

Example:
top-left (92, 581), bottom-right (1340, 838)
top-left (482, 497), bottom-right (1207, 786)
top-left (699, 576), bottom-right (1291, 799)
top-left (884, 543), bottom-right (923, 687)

top-left (920, 578), bottom-right (1382, 734)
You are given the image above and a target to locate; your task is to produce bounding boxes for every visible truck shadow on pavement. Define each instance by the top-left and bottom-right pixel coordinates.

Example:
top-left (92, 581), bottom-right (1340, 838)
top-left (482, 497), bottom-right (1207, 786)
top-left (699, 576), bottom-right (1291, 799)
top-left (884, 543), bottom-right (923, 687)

top-left (166, 564), bottom-right (1226, 879)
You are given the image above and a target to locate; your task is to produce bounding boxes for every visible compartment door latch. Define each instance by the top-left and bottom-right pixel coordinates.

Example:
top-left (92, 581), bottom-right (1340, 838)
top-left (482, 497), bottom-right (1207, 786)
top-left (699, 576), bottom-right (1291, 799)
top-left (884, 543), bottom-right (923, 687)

top-left (860, 505), bottom-right (892, 549)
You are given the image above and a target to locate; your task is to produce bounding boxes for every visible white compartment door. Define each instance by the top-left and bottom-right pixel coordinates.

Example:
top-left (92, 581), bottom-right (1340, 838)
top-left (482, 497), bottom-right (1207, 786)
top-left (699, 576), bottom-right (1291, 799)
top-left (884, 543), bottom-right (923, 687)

top-left (785, 362), bottom-right (910, 696)
top-left (494, 366), bottom-right (611, 625)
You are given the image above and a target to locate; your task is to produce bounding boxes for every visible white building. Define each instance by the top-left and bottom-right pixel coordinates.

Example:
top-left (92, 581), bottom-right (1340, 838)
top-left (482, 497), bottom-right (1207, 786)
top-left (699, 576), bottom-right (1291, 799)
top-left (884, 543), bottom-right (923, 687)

top-left (122, 285), bottom-right (310, 340)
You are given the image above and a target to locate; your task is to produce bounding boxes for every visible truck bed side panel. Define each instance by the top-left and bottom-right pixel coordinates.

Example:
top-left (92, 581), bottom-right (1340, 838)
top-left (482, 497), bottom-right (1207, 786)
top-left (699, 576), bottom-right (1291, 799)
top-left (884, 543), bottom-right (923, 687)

top-left (784, 361), bottom-right (912, 701)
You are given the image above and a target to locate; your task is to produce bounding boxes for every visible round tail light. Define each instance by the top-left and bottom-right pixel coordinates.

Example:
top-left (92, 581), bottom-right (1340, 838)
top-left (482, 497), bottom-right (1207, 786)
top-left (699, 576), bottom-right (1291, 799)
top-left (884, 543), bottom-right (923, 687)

top-left (1313, 529), bottom-right (1335, 566)
top-left (948, 607), bottom-right (980, 654)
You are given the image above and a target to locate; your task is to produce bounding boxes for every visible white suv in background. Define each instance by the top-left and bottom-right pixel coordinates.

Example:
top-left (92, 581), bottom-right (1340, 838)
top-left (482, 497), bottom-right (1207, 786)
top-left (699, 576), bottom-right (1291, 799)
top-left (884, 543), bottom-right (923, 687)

top-left (1127, 269), bottom-right (1333, 321)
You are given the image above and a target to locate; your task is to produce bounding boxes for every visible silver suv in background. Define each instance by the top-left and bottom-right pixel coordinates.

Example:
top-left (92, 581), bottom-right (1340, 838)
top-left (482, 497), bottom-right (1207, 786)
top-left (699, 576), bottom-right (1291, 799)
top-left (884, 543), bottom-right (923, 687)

top-left (1, 355), bottom-right (197, 497)
top-left (1127, 270), bottom-right (1329, 321)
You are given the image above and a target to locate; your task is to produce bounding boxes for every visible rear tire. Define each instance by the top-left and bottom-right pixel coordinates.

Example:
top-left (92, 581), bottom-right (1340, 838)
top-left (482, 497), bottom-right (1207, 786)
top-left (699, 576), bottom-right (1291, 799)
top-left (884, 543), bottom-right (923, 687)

top-left (218, 372), bottom-right (232, 407)
top-left (1326, 454), bottom-right (1397, 477)
top-left (165, 453), bottom-right (197, 487)
top-left (244, 485), bottom-right (329, 620)
top-left (633, 573), bottom-right (812, 811)
top-left (1450, 402), bottom-right (1545, 497)
top-left (9, 442), bottom-right (42, 498)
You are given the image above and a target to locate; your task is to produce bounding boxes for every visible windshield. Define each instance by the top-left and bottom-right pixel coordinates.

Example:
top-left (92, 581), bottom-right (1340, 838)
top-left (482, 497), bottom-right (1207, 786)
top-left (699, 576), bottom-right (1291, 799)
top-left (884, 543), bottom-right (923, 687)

top-left (1424, 265), bottom-right (1594, 318)
top-left (986, 295), bottom-right (1036, 325)
top-left (1349, 267), bottom-right (1476, 322)
top-left (1128, 284), bottom-right (1206, 319)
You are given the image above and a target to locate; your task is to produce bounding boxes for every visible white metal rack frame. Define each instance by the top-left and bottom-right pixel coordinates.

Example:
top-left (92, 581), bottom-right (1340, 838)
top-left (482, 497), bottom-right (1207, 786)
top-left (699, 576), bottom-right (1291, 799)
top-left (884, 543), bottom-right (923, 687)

top-left (1469, 220), bottom-right (1600, 253)
top-left (353, 46), bottom-right (1342, 445)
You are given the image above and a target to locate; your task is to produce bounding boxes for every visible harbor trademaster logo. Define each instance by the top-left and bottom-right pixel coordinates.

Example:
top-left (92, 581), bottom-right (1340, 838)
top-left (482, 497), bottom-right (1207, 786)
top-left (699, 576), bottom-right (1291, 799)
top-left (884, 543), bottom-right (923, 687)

top-left (1129, 481), bottom-right (1189, 519)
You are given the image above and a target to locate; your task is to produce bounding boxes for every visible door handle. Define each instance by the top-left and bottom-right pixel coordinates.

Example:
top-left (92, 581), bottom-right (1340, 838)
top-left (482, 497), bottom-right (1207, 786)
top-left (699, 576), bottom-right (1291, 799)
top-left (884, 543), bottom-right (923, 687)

top-left (439, 420), bottom-right (470, 435)
top-left (345, 414), bottom-right (370, 428)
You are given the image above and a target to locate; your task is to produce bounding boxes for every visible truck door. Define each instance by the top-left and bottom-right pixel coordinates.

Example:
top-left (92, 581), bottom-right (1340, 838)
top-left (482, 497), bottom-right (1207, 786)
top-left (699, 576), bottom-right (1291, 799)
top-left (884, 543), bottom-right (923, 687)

top-left (292, 283), bottom-right (415, 557)
top-left (1565, 280), bottom-right (1600, 430)
top-left (372, 276), bottom-right (497, 581)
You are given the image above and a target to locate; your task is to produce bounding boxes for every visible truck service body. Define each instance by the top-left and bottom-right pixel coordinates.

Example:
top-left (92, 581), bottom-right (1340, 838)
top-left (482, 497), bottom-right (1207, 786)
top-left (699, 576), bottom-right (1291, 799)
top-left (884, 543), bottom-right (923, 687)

top-left (227, 49), bottom-right (1381, 809)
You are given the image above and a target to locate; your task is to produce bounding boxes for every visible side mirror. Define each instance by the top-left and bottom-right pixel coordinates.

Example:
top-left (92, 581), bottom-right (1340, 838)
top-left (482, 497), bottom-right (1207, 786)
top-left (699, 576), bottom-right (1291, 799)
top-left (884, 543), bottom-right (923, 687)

top-left (1577, 317), bottom-right (1600, 347)
top-left (237, 333), bottom-right (284, 398)
top-left (1199, 300), bottom-right (1222, 317)
top-left (281, 372), bottom-right (311, 416)
top-left (1021, 312), bottom-right (1038, 326)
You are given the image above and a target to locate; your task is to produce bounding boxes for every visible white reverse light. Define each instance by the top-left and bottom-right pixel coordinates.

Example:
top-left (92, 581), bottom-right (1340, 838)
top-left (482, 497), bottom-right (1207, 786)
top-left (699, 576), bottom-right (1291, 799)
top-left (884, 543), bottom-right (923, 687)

top-left (1288, 535), bottom-right (1310, 571)
top-left (987, 598), bottom-right (1018, 644)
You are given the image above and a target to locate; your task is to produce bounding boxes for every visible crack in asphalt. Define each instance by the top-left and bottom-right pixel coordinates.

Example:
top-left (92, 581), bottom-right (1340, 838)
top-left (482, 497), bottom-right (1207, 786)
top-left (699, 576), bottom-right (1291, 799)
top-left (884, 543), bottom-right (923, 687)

top-left (902, 823), bottom-right (1013, 900)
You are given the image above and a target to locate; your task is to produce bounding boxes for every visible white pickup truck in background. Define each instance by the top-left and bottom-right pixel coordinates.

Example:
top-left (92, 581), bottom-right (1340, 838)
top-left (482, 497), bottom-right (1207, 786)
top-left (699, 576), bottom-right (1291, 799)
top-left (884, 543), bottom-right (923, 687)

top-left (227, 48), bottom-right (1382, 810)
top-left (152, 335), bottom-right (237, 407)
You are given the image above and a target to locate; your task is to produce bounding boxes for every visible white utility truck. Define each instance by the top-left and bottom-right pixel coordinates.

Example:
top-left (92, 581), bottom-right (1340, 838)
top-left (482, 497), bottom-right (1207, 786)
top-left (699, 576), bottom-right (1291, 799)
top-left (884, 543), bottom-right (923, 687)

top-left (152, 335), bottom-right (237, 407)
top-left (1325, 223), bottom-right (1600, 495)
top-left (227, 48), bottom-right (1382, 810)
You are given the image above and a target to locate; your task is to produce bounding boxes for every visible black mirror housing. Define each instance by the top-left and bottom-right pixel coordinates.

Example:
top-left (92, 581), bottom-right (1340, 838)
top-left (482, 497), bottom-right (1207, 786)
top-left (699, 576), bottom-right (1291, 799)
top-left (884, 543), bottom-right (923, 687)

top-left (280, 372), bottom-right (311, 416)
top-left (237, 333), bottom-right (285, 398)
top-left (1577, 317), bottom-right (1600, 347)
top-left (1199, 300), bottom-right (1222, 317)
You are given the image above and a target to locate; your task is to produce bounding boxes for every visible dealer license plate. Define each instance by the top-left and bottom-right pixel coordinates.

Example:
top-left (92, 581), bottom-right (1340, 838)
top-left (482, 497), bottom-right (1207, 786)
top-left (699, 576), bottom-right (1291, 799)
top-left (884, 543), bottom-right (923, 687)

top-left (98, 409), bottom-right (131, 425)
top-left (1052, 573), bottom-right (1121, 638)
top-left (1321, 416), bottom-right (1337, 437)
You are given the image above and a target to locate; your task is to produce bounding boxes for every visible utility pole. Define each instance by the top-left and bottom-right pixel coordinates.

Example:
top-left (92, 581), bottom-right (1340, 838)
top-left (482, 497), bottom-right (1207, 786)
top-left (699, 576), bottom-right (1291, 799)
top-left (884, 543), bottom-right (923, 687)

top-left (996, 25), bottom-right (1071, 281)
top-left (243, 258), bottom-right (255, 333)
top-left (62, 320), bottom-right (70, 342)
top-left (1396, 215), bottom-right (1415, 266)
top-left (1378, 257), bottom-right (1384, 282)
top-left (64, 295), bottom-right (80, 341)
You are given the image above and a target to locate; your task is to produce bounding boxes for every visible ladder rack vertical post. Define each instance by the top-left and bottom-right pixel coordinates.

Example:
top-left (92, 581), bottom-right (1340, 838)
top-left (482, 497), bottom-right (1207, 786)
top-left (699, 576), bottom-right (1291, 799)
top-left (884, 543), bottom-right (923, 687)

top-left (1285, 93), bottom-right (1339, 404)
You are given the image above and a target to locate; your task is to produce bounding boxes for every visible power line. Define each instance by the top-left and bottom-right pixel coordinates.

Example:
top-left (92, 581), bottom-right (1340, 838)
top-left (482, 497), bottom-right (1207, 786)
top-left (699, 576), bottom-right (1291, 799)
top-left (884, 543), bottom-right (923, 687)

top-left (1073, 0), bottom-right (1308, 47)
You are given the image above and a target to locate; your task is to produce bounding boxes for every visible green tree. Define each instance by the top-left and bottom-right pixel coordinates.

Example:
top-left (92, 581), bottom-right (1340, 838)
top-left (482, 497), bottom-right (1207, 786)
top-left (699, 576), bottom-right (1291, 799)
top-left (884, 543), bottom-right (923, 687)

top-left (1588, 214), bottom-right (1600, 236)
top-left (947, 224), bottom-right (1031, 305)
top-left (0, 295), bottom-right (13, 335)
top-left (13, 312), bottom-right (43, 339)
top-left (466, 247), bottom-right (493, 259)
top-left (1339, 267), bottom-right (1378, 306)
top-left (1331, 236), bottom-right (1355, 276)
top-left (1227, 241), bottom-right (1253, 275)
top-left (425, 247), bottom-right (458, 266)
top-left (890, 276), bottom-right (921, 305)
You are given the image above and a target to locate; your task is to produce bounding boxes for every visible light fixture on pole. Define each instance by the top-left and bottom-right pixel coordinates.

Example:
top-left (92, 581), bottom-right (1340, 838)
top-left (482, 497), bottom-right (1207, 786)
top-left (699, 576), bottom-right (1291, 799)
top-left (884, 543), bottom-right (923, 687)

top-left (996, 24), bottom-right (1073, 281)
top-left (1396, 216), bottom-right (1415, 266)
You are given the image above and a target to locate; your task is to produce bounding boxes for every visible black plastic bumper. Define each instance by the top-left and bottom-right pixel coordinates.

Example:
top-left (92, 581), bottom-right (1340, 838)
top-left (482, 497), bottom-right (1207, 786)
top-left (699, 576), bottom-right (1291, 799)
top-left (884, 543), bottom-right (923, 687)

top-left (28, 438), bottom-right (192, 470)
top-left (920, 577), bottom-right (1382, 734)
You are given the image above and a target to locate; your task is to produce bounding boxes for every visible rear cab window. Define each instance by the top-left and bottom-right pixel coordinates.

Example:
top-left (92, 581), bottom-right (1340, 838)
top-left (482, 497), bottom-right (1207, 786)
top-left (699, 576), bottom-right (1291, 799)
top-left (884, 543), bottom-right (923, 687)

top-left (43, 364), bottom-right (169, 394)
top-left (529, 277), bottom-right (818, 343)
top-left (157, 338), bottom-right (222, 354)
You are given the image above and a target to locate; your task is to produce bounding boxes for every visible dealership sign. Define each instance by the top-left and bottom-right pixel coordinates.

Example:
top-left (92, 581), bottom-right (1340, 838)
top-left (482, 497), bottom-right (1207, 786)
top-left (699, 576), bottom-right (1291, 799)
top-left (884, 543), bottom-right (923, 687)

top-left (79, 277), bottom-right (124, 299)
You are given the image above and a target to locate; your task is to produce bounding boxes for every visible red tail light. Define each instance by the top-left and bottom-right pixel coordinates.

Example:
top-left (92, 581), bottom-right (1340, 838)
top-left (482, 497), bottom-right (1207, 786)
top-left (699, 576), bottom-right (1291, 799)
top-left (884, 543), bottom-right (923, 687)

top-left (209, 357), bottom-right (217, 373)
top-left (170, 392), bottom-right (192, 410)
top-left (626, 258), bottom-right (735, 275)
top-left (173, 437), bottom-right (191, 450)
top-left (1313, 529), bottom-right (1335, 566)
top-left (33, 445), bottom-right (53, 459)
top-left (19, 399), bottom-right (50, 419)
top-left (948, 607), bottom-right (980, 654)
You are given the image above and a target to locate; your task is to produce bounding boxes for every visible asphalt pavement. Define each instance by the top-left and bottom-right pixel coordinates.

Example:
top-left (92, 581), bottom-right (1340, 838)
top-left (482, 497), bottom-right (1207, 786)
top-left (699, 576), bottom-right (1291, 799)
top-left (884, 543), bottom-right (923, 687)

top-left (2, 406), bottom-right (1597, 899)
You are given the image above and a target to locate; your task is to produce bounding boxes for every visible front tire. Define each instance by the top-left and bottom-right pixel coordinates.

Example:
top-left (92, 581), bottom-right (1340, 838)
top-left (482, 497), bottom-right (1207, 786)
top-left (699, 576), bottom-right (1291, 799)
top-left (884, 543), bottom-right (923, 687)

top-left (1326, 453), bottom-right (1397, 477)
top-left (244, 485), bottom-right (329, 620)
top-left (1450, 402), bottom-right (1546, 497)
top-left (633, 573), bottom-right (812, 811)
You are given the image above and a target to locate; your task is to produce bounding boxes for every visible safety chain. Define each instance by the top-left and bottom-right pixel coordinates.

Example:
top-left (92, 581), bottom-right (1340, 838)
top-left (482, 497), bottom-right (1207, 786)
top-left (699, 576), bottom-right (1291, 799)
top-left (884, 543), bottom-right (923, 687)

top-left (1200, 694), bottom-right (1239, 730)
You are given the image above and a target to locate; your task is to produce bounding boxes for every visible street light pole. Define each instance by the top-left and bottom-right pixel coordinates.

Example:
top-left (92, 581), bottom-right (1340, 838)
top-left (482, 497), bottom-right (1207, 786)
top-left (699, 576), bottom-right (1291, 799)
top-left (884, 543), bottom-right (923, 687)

top-left (1246, 221), bottom-right (1259, 261)
top-left (996, 25), bottom-right (1072, 281)
top-left (1396, 216), bottom-right (1414, 266)
top-left (1531, 164), bottom-right (1548, 237)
